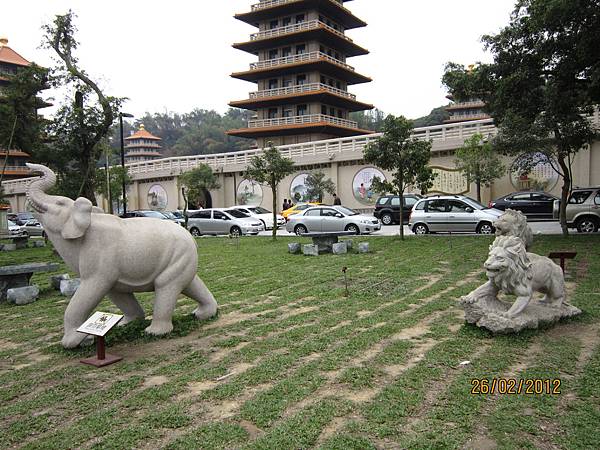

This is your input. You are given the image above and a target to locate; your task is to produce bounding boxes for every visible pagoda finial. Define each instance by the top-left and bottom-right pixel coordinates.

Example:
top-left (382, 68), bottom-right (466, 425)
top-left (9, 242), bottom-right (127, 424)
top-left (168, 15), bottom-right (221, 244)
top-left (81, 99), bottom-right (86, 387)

top-left (0, 37), bottom-right (8, 47)
top-left (140, 124), bottom-right (146, 130)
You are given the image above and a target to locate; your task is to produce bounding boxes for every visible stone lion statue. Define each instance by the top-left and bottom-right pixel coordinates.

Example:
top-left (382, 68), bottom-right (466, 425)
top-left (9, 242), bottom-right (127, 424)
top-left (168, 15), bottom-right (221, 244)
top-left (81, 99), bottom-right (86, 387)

top-left (462, 236), bottom-right (565, 318)
top-left (493, 209), bottom-right (533, 249)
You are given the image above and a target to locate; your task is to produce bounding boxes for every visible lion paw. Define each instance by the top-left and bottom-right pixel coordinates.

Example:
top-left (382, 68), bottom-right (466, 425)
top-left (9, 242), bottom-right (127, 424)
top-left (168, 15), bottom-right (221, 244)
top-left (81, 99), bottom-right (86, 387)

top-left (144, 321), bottom-right (173, 336)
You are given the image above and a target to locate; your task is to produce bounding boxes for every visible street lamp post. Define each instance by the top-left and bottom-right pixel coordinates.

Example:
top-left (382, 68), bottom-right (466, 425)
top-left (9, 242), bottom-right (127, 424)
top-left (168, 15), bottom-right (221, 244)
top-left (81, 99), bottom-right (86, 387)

top-left (119, 112), bottom-right (134, 214)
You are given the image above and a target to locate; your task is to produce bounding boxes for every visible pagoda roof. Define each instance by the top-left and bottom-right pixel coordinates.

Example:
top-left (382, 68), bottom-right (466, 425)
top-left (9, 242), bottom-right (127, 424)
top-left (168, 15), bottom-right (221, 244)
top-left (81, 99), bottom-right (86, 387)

top-left (229, 89), bottom-right (373, 112)
top-left (227, 121), bottom-right (373, 139)
top-left (235, 0), bottom-right (366, 30)
top-left (124, 125), bottom-right (162, 141)
top-left (0, 39), bottom-right (30, 67)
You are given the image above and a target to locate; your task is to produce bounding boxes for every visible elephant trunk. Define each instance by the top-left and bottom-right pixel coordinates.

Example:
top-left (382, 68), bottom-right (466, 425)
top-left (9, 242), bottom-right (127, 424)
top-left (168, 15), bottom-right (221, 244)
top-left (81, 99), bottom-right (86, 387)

top-left (25, 163), bottom-right (58, 213)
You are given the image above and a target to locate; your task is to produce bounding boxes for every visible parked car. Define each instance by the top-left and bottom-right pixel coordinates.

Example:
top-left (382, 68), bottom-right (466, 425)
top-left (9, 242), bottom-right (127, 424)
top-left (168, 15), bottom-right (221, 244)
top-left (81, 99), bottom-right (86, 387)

top-left (489, 191), bottom-right (558, 220)
top-left (554, 187), bottom-right (600, 233)
top-left (286, 205), bottom-right (381, 235)
top-left (374, 194), bottom-right (423, 225)
top-left (409, 195), bottom-right (504, 234)
top-left (19, 219), bottom-right (46, 237)
top-left (281, 202), bottom-right (322, 220)
top-left (161, 211), bottom-right (185, 226)
top-left (7, 220), bottom-right (23, 237)
top-left (231, 205), bottom-right (285, 230)
top-left (187, 208), bottom-right (264, 237)
top-left (120, 210), bottom-right (170, 220)
top-left (14, 211), bottom-right (35, 225)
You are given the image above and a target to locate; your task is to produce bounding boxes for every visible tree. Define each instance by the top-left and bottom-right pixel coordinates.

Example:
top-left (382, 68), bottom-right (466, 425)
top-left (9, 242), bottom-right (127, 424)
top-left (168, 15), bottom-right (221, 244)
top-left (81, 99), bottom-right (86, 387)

top-left (244, 143), bottom-right (295, 240)
top-left (412, 105), bottom-right (450, 128)
top-left (95, 165), bottom-right (131, 214)
top-left (305, 170), bottom-right (336, 202)
top-left (41, 11), bottom-right (122, 204)
top-left (179, 164), bottom-right (221, 226)
top-left (364, 114), bottom-right (435, 240)
top-left (442, 0), bottom-right (600, 236)
top-left (454, 133), bottom-right (505, 202)
top-left (350, 109), bottom-right (386, 132)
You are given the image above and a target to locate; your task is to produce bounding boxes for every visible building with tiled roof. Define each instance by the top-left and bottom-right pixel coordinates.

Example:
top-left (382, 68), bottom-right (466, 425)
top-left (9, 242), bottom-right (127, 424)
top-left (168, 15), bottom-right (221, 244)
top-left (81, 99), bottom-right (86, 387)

top-left (0, 38), bottom-right (40, 180)
top-left (124, 125), bottom-right (163, 163)
top-left (227, 0), bottom-right (374, 148)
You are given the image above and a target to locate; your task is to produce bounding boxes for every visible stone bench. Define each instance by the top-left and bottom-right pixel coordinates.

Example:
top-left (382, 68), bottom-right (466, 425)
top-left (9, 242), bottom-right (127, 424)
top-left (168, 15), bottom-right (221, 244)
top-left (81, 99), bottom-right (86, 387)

top-left (301, 231), bottom-right (356, 254)
top-left (0, 235), bottom-right (29, 251)
top-left (0, 262), bottom-right (60, 302)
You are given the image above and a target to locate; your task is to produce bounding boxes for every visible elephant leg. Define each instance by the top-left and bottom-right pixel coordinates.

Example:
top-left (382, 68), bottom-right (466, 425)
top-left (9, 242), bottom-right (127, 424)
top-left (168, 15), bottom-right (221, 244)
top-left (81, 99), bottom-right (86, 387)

top-left (145, 284), bottom-right (180, 336)
top-left (183, 276), bottom-right (218, 320)
top-left (107, 290), bottom-right (145, 325)
top-left (62, 280), bottom-right (110, 349)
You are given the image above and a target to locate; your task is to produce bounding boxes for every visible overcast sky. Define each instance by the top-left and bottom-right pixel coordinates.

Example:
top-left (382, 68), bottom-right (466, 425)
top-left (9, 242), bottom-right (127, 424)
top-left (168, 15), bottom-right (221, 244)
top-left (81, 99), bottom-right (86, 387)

top-left (3, 0), bottom-right (516, 120)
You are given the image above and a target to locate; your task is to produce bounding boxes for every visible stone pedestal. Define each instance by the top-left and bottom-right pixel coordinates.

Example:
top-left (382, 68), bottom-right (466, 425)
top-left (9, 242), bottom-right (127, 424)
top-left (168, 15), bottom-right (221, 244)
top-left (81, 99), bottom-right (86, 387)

top-left (302, 244), bottom-right (319, 256)
top-left (332, 242), bottom-right (348, 255)
top-left (344, 240), bottom-right (353, 250)
top-left (7, 285), bottom-right (40, 305)
top-left (288, 243), bottom-right (301, 254)
top-left (358, 242), bottom-right (370, 253)
top-left (460, 296), bottom-right (582, 333)
top-left (1, 244), bottom-right (17, 252)
top-left (32, 241), bottom-right (46, 248)
top-left (60, 278), bottom-right (81, 297)
top-left (51, 274), bottom-right (71, 290)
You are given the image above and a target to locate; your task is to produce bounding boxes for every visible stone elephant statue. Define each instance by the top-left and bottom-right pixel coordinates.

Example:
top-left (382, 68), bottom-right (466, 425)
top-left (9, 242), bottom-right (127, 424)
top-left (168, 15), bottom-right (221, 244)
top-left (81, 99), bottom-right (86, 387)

top-left (25, 163), bottom-right (218, 348)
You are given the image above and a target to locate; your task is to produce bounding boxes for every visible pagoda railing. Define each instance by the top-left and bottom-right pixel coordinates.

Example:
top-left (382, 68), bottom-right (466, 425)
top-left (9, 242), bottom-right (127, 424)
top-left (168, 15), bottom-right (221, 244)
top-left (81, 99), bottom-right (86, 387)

top-left (446, 113), bottom-right (490, 122)
top-left (248, 114), bottom-right (358, 129)
top-left (251, 0), bottom-right (345, 12)
top-left (446, 100), bottom-right (486, 110)
top-left (250, 51), bottom-right (353, 72)
top-left (248, 83), bottom-right (356, 100)
top-left (250, 20), bottom-right (353, 42)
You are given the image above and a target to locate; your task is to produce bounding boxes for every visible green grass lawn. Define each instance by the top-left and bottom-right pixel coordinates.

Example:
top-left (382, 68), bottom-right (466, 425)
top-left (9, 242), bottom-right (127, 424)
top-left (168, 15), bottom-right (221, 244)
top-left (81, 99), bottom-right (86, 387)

top-left (0, 234), bottom-right (599, 449)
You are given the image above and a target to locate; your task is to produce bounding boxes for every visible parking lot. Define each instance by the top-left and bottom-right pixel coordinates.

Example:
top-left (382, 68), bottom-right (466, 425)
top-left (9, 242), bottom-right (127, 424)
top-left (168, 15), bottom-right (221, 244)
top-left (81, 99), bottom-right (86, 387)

top-left (258, 219), bottom-right (564, 237)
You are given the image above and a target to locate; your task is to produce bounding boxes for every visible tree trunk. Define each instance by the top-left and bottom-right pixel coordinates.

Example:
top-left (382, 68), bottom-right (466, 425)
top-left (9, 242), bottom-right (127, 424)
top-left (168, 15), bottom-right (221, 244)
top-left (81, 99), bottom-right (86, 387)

top-left (399, 176), bottom-right (405, 240)
top-left (271, 184), bottom-right (277, 241)
top-left (557, 155), bottom-right (571, 237)
top-left (476, 180), bottom-right (481, 203)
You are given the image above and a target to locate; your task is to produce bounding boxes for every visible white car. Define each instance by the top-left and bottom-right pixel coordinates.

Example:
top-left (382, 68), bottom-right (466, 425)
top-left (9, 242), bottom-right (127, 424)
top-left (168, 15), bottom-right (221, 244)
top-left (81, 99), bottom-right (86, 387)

top-left (187, 208), bottom-right (264, 237)
top-left (232, 205), bottom-right (285, 230)
top-left (7, 219), bottom-right (23, 237)
top-left (285, 205), bottom-right (381, 235)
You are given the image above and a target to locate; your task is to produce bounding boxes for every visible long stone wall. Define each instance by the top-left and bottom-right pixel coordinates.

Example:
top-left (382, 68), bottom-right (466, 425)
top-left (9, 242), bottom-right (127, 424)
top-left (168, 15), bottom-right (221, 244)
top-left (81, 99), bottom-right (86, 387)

top-left (4, 115), bottom-right (600, 214)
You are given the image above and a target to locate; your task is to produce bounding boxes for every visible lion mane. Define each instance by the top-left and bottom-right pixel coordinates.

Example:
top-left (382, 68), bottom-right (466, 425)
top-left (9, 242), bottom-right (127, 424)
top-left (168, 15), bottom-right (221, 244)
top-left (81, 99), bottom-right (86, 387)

top-left (486, 236), bottom-right (533, 293)
top-left (493, 209), bottom-right (533, 249)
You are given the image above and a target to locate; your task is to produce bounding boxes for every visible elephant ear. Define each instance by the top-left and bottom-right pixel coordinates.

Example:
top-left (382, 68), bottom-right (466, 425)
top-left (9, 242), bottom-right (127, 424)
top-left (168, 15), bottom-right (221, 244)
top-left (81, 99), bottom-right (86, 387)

top-left (62, 197), bottom-right (93, 240)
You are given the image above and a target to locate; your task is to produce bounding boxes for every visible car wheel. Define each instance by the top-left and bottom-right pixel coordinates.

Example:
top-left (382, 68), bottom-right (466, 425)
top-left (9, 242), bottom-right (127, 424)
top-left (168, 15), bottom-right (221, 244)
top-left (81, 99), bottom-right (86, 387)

top-left (230, 226), bottom-right (242, 237)
top-left (294, 224), bottom-right (308, 236)
top-left (21, 231), bottom-right (28, 237)
top-left (190, 227), bottom-right (201, 237)
top-left (576, 217), bottom-right (598, 233)
top-left (477, 222), bottom-right (494, 234)
top-left (345, 224), bottom-right (360, 235)
top-left (413, 224), bottom-right (429, 235)
top-left (381, 213), bottom-right (393, 226)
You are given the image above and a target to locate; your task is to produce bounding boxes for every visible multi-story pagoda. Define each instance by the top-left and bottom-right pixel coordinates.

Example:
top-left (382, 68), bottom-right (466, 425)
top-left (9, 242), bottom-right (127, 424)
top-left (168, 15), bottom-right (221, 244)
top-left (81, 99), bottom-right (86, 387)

top-left (0, 38), bottom-right (41, 179)
top-left (444, 94), bottom-right (490, 124)
top-left (124, 125), bottom-right (163, 163)
top-left (228, 0), bottom-right (374, 147)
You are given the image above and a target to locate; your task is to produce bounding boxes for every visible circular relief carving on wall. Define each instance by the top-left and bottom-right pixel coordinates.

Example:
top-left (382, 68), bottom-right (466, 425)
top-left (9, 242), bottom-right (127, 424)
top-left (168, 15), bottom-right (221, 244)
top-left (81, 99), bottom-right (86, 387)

top-left (147, 184), bottom-right (168, 210)
top-left (237, 179), bottom-right (263, 206)
top-left (352, 167), bottom-right (386, 205)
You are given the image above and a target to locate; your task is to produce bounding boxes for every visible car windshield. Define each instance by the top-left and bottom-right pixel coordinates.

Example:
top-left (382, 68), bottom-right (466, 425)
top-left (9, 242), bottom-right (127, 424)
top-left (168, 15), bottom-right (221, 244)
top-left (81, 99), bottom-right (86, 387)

top-left (171, 211), bottom-right (184, 219)
top-left (142, 211), bottom-right (168, 219)
top-left (250, 207), bottom-right (270, 214)
top-left (8, 220), bottom-right (17, 227)
top-left (462, 197), bottom-right (487, 210)
top-left (225, 209), bottom-right (249, 218)
top-left (162, 212), bottom-right (176, 219)
top-left (336, 206), bottom-right (358, 216)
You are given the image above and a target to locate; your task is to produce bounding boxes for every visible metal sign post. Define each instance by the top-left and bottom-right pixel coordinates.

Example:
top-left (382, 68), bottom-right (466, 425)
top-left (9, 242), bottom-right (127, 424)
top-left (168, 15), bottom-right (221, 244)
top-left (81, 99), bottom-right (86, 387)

top-left (77, 312), bottom-right (124, 368)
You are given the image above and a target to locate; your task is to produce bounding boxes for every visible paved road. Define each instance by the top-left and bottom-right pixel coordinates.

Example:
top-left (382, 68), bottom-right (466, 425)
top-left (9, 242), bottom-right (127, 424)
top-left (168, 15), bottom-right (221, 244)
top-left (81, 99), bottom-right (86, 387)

top-left (258, 220), bottom-right (565, 237)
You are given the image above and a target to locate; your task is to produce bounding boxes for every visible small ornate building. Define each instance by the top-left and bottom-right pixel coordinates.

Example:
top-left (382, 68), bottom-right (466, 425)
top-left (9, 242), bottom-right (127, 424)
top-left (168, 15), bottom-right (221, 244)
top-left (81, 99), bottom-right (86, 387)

top-left (0, 38), bottom-right (39, 179)
top-left (124, 125), bottom-right (163, 163)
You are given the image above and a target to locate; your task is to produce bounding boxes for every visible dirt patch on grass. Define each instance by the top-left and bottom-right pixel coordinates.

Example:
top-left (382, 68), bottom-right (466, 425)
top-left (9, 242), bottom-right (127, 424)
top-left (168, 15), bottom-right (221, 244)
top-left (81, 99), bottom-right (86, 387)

top-left (143, 375), bottom-right (169, 388)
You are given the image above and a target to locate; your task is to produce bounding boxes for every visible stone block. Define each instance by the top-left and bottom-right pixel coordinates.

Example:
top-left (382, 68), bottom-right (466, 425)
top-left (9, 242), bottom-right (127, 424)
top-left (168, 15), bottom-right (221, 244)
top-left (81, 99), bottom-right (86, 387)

top-left (51, 274), bottom-right (71, 290)
top-left (302, 244), bottom-right (319, 256)
top-left (32, 241), bottom-right (46, 248)
top-left (60, 278), bottom-right (80, 297)
top-left (358, 242), bottom-right (370, 253)
top-left (7, 285), bottom-right (40, 305)
top-left (288, 243), bottom-right (301, 254)
top-left (332, 242), bottom-right (348, 255)
top-left (2, 244), bottom-right (17, 252)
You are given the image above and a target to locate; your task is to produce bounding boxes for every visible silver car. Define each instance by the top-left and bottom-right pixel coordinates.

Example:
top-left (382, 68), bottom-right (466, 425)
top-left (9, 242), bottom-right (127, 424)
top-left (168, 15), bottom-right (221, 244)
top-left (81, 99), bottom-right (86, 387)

top-left (187, 208), bottom-right (264, 237)
top-left (409, 196), bottom-right (503, 234)
top-left (19, 219), bottom-right (46, 237)
top-left (286, 205), bottom-right (381, 235)
top-left (554, 187), bottom-right (600, 233)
